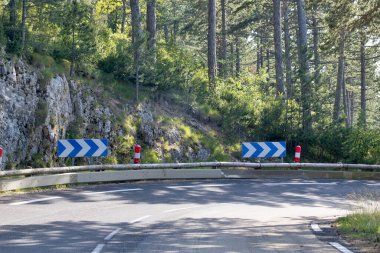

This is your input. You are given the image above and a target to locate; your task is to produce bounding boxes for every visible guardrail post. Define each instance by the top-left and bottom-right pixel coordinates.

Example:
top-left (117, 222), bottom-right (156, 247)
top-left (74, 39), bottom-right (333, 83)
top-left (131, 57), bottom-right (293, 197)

top-left (294, 146), bottom-right (301, 163)
top-left (0, 147), bottom-right (3, 170)
top-left (134, 144), bottom-right (141, 164)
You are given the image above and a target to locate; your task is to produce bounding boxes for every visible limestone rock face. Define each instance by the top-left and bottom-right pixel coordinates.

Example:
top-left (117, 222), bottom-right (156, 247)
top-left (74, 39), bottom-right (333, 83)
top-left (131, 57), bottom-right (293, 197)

top-left (0, 59), bottom-right (112, 169)
top-left (0, 59), bottom-right (214, 169)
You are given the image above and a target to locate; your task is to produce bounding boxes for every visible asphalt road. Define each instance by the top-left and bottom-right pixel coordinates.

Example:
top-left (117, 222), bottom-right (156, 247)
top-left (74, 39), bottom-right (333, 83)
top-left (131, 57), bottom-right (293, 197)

top-left (0, 179), bottom-right (378, 253)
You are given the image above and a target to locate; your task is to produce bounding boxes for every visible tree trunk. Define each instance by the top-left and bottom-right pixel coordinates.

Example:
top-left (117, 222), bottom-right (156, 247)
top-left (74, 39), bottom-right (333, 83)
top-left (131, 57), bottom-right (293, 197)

top-left (360, 37), bottom-right (366, 128)
top-left (9, 0), bottom-right (16, 46)
top-left (21, 0), bottom-right (27, 51)
top-left (130, 0), bottom-right (143, 101)
top-left (283, 0), bottom-right (292, 99)
top-left (147, 0), bottom-right (156, 51)
top-left (208, 0), bottom-right (217, 91)
top-left (172, 2), bottom-right (178, 45)
top-left (342, 59), bottom-right (348, 127)
top-left (121, 0), bottom-right (127, 33)
top-left (350, 91), bottom-right (354, 127)
top-left (311, 2), bottom-right (320, 87)
top-left (333, 32), bottom-right (345, 122)
top-left (260, 37), bottom-right (264, 69)
top-left (221, 0), bottom-right (228, 79)
top-left (70, 0), bottom-right (77, 77)
top-left (164, 24), bottom-right (169, 44)
top-left (273, 0), bottom-right (285, 95)
top-left (230, 42), bottom-right (234, 76)
top-left (296, 0), bottom-right (312, 132)
top-left (236, 37), bottom-right (240, 77)
top-left (266, 48), bottom-right (270, 81)
top-left (256, 49), bottom-right (260, 73)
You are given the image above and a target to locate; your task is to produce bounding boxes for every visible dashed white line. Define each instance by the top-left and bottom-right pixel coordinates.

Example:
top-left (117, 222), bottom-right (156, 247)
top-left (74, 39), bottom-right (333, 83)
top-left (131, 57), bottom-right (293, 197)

top-left (91, 243), bottom-right (105, 253)
top-left (311, 223), bottom-right (322, 232)
top-left (163, 205), bottom-right (200, 213)
top-left (263, 182), bottom-right (337, 186)
top-left (82, 188), bottom-right (143, 195)
top-left (225, 175), bottom-right (242, 179)
top-left (104, 228), bottom-right (122, 241)
top-left (130, 215), bottom-right (151, 224)
top-left (366, 183), bottom-right (380, 186)
top-left (9, 196), bottom-right (63, 206)
top-left (329, 242), bottom-right (354, 253)
top-left (167, 184), bottom-right (232, 189)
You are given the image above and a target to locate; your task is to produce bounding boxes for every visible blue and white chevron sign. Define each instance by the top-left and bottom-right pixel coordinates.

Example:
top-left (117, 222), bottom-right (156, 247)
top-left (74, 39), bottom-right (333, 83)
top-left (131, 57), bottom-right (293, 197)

top-left (242, 142), bottom-right (286, 158)
top-left (58, 139), bottom-right (108, 158)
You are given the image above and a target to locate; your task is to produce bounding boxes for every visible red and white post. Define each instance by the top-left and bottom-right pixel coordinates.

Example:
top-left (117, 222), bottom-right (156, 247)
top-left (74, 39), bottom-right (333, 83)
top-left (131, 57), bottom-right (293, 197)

top-left (134, 144), bottom-right (141, 164)
top-left (0, 147), bottom-right (3, 168)
top-left (294, 145), bottom-right (301, 163)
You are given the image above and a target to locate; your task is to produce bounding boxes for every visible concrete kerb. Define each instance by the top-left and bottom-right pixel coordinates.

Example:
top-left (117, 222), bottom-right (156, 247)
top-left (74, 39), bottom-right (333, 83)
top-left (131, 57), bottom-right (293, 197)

top-left (0, 169), bottom-right (225, 192)
top-left (221, 169), bottom-right (380, 180)
top-left (1, 162), bottom-right (380, 192)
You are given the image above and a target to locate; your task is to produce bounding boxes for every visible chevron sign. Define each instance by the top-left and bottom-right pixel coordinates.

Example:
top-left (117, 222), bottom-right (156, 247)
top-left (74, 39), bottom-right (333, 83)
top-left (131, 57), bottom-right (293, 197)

top-left (242, 142), bottom-right (286, 158)
top-left (58, 139), bottom-right (108, 158)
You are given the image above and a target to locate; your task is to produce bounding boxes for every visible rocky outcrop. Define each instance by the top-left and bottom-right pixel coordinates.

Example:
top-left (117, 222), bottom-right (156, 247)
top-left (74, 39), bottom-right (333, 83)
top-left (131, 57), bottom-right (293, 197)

top-left (137, 103), bottom-right (211, 163)
top-left (0, 58), bottom-right (215, 169)
top-left (0, 58), bottom-right (113, 169)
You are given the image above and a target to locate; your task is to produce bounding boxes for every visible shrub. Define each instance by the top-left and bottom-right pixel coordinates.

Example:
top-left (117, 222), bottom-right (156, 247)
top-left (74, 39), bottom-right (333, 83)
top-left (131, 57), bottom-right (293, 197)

top-left (35, 100), bottom-right (48, 127)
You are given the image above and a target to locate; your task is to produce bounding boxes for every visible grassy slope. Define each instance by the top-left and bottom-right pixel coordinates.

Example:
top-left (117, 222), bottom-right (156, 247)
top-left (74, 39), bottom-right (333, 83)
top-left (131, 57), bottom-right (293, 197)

top-left (86, 70), bottom-right (240, 164)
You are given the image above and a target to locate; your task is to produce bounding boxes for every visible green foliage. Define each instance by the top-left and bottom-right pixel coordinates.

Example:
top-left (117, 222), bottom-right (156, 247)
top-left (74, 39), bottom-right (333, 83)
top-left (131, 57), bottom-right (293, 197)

top-left (97, 33), bottom-right (133, 80)
top-left (103, 155), bottom-right (118, 165)
top-left (142, 148), bottom-right (161, 163)
top-left (343, 128), bottom-right (380, 164)
top-left (208, 72), bottom-right (287, 141)
top-left (35, 100), bottom-right (48, 127)
top-left (66, 117), bottom-right (85, 139)
top-left (31, 153), bottom-right (46, 168)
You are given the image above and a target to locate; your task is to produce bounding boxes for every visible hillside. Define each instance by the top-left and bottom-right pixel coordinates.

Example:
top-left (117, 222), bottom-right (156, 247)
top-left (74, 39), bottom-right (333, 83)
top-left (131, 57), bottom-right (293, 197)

top-left (0, 56), bottom-right (239, 169)
top-left (1, 0), bottom-right (380, 167)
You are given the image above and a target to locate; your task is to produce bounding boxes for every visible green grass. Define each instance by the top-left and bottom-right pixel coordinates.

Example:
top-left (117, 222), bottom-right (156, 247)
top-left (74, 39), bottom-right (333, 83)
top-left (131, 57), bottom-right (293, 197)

top-left (337, 212), bottom-right (380, 243)
top-left (336, 191), bottom-right (380, 246)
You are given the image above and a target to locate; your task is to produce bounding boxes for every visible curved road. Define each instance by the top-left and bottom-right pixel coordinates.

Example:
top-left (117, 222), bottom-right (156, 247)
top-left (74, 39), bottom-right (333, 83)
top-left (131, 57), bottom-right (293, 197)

top-left (0, 179), bottom-right (377, 253)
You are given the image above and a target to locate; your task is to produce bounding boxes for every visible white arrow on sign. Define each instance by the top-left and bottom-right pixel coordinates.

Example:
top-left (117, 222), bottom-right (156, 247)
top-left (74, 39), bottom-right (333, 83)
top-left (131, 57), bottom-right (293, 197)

top-left (76, 140), bottom-right (91, 157)
top-left (243, 143), bottom-right (256, 158)
top-left (59, 140), bottom-right (75, 158)
top-left (273, 142), bottom-right (286, 157)
top-left (92, 139), bottom-right (108, 157)
top-left (258, 142), bottom-right (270, 157)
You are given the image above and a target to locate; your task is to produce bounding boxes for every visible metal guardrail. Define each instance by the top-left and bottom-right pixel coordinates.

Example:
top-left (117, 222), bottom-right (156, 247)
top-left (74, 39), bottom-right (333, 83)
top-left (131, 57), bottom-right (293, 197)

top-left (1, 162), bottom-right (380, 178)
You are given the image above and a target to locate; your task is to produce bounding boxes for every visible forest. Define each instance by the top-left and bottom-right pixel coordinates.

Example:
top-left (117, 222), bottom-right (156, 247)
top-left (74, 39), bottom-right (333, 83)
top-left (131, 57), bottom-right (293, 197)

top-left (0, 0), bottom-right (380, 164)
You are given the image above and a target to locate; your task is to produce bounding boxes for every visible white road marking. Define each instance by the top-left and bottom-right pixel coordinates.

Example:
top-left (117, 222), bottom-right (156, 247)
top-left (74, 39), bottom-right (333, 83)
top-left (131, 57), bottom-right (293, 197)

top-left (82, 188), bottom-right (143, 195)
top-left (167, 184), bottom-right (232, 189)
top-left (329, 242), bottom-right (354, 253)
top-left (10, 196), bottom-right (63, 206)
top-left (104, 228), bottom-right (122, 241)
top-left (130, 215), bottom-right (151, 224)
top-left (91, 244), bottom-right (105, 253)
top-left (311, 223), bottom-right (322, 232)
top-left (366, 183), bottom-right (380, 186)
top-left (164, 205), bottom-right (200, 213)
top-left (263, 182), bottom-right (337, 186)
top-left (225, 175), bottom-right (242, 178)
